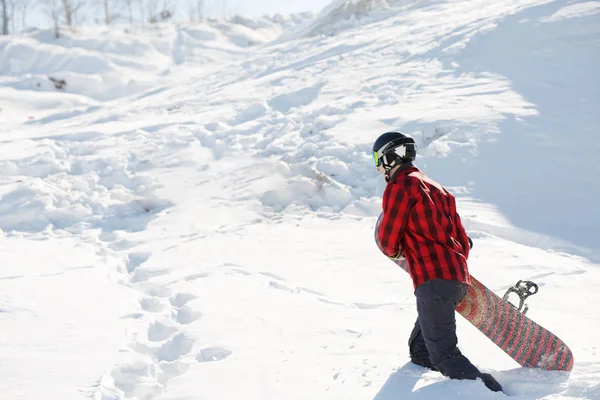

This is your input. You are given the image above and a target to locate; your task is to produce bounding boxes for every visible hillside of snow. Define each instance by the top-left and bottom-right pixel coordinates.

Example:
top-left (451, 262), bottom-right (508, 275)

top-left (0, 13), bottom-right (313, 123)
top-left (1, 1), bottom-right (599, 400)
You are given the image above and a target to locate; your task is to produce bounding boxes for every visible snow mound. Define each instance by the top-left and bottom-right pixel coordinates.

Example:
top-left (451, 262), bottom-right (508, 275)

top-left (0, 132), bottom-right (172, 234)
top-left (0, 14), bottom-right (314, 116)
top-left (0, 39), bottom-right (153, 102)
top-left (540, 1), bottom-right (600, 22)
top-left (300, 0), bottom-right (392, 36)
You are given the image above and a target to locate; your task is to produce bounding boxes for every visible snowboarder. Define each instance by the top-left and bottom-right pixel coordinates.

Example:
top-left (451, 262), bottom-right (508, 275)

top-left (372, 131), bottom-right (502, 392)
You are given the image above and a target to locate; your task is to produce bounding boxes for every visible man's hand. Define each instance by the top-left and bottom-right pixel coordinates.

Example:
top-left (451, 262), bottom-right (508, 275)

top-left (389, 249), bottom-right (405, 261)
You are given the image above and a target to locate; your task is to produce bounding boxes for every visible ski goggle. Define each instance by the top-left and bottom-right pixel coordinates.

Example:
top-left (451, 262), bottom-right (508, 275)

top-left (372, 151), bottom-right (382, 167)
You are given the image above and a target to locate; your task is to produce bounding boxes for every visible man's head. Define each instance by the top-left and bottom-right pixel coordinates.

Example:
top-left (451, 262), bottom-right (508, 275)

top-left (372, 132), bottom-right (417, 182)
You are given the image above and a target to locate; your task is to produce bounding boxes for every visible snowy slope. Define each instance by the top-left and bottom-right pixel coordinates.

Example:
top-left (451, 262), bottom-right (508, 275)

top-left (0, 14), bottom-right (313, 125)
top-left (1, 1), bottom-right (599, 400)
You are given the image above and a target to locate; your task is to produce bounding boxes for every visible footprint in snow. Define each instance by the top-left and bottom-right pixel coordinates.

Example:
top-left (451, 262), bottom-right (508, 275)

top-left (137, 282), bottom-right (172, 298)
top-left (126, 252), bottom-right (151, 274)
top-left (196, 347), bottom-right (232, 363)
top-left (563, 269), bottom-right (586, 276)
top-left (169, 292), bottom-right (198, 308)
top-left (269, 281), bottom-right (294, 291)
top-left (267, 83), bottom-right (324, 113)
top-left (318, 298), bottom-right (345, 306)
top-left (183, 272), bottom-right (211, 281)
top-left (156, 333), bottom-right (195, 362)
top-left (229, 102), bottom-right (268, 126)
top-left (223, 262), bottom-right (244, 268)
top-left (230, 268), bottom-right (252, 276)
top-left (110, 359), bottom-right (161, 399)
top-left (260, 271), bottom-right (286, 281)
top-left (131, 268), bottom-right (169, 283)
top-left (157, 359), bottom-right (190, 384)
top-left (108, 239), bottom-right (140, 251)
top-left (147, 320), bottom-right (179, 342)
top-left (120, 312), bottom-right (144, 319)
top-left (140, 297), bottom-right (169, 313)
top-left (174, 305), bottom-right (203, 325)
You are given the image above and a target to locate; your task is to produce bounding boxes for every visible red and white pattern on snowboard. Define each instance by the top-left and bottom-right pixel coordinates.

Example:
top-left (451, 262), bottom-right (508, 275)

top-left (374, 214), bottom-right (573, 372)
top-left (456, 278), bottom-right (573, 371)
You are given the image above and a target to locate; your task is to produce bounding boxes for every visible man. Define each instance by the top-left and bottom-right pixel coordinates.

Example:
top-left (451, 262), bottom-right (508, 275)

top-left (373, 131), bottom-right (502, 392)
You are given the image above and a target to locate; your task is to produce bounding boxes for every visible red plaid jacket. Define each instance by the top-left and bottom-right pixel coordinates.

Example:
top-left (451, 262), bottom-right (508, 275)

top-left (377, 165), bottom-right (471, 290)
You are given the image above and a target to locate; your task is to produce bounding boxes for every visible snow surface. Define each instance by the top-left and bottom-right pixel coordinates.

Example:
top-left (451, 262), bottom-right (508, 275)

top-left (1, 1), bottom-right (599, 399)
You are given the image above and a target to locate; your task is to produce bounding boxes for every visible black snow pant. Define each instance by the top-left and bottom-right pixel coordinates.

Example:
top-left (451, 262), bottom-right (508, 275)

top-left (408, 279), bottom-right (480, 379)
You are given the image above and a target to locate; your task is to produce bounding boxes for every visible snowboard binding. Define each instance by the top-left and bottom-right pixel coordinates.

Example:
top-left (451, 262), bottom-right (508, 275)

top-left (502, 280), bottom-right (539, 315)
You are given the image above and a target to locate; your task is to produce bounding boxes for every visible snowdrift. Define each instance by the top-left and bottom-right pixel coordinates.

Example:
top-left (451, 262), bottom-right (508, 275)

top-left (0, 14), bottom-right (313, 122)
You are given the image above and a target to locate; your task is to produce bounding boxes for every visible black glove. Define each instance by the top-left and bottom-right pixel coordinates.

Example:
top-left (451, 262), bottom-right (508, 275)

top-left (468, 236), bottom-right (473, 249)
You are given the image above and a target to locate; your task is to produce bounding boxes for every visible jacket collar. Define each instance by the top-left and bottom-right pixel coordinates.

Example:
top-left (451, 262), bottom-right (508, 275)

top-left (389, 162), bottom-right (418, 182)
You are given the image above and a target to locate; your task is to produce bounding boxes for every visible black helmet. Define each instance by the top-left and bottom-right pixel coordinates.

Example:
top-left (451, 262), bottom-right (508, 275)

top-left (372, 132), bottom-right (416, 179)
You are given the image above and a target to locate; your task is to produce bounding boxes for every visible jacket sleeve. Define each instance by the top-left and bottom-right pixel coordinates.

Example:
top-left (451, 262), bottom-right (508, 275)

top-left (451, 196), bottom-right (470, 260)
top-left (377, 181), bottom-right (413, 258)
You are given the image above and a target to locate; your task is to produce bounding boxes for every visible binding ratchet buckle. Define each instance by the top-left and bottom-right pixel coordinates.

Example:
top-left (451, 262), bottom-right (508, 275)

top-left (502, 280), bottom-right (539, 315)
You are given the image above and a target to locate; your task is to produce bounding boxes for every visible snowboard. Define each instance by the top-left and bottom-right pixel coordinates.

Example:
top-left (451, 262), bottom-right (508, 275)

top-left (374, 214), bottom-right (573, 372)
